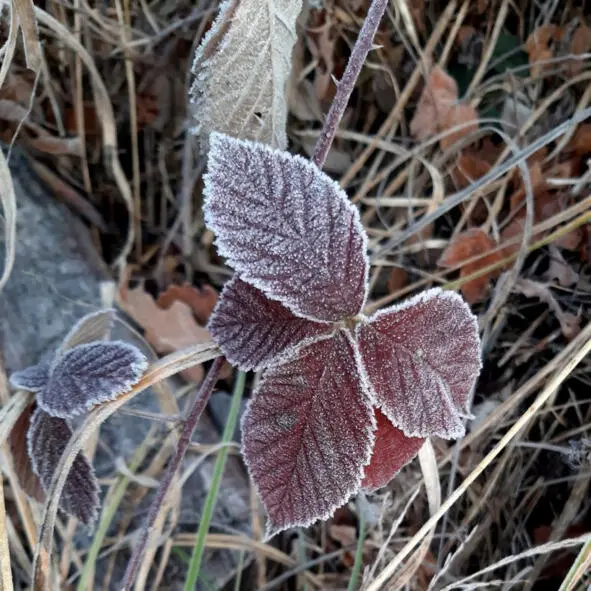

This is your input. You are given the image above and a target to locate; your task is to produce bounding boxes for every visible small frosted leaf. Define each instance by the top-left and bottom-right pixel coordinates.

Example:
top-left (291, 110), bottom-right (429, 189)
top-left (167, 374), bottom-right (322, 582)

top-left (9, 361), bottom-right (50, 392)
top-left (54, 309), bottom-right (116, 363)
top-left (358, 289), bottom-right (482, 439)
top-left (242, 331), bottom-right (375, 537)
top-left (27, 408), bottom-right (100, 525)
top-left (38, 342), bottom-right (148, 418)
top-left (361, 409), bottom-right (424, 492)
top-left (208, 277), bottom-right (332, 370)
top-left (9, 403), bottom-right (45, 502)
top-left (204, 134), bottom-right (368, 322)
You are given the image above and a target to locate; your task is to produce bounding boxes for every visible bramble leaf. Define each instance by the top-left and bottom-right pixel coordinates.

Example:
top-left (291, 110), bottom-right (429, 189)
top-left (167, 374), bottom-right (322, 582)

top-left (9, 403), bottom-right (45, 502)
top-left (361, 409), bottom-right (424, 491)
top-left (27, 408), bottom-right (100, 525)
top-left (189, 0), bottom-right (302, 151)
top-left (38, 341), bottom-right (148, 418)
top-left (204, 134), bottom-right (368, 322)
top-left (9, 361), bottom-right (50, 392)
top-left (357, 289), bottom-right (481, 439)
top-left (208, 276), bottom-right (332, 370)
top-left (242, 331), bottom-right (375, 537)
top-left (54, 308), bottom-right (116, 363)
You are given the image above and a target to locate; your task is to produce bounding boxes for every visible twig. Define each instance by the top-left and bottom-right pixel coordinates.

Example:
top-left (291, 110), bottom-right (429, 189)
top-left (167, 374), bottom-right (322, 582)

top-left (312, 0), bottom-right (390, 168)
top-left (121, 356), bottom-right (225, 590)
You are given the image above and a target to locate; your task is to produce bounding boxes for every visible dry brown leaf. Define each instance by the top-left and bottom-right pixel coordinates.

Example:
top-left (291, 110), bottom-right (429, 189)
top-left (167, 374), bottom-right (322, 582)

top-left (156, 283), bottom-right (218, 326)
top-left (567, 123), bottom-right (591, 156)
top-left (189, 0), bottom-right (302, 151)
top-left (546, 245), bottom-right (579, 287)
top-left (451, 151), bottom-right (491, 190)
top-left (525, 25), bottom-right (562, 77)
top-left (120, 285), bottom-right (211, 383)
top-left (410, 66), bottom-right (478, 149)
top-left (568, 23), bottom-right (591, 75)
top-left (438, 228), bottom-right (504, 304)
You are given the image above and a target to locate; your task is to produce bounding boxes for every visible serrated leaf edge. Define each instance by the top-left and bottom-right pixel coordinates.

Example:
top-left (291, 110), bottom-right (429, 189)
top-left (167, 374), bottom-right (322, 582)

top-left (38, 341), bottom-right (148, 419)
top-left (203, 132), bottom-right (370, 324)
top-left (242, 329), bottom-right (377, 539)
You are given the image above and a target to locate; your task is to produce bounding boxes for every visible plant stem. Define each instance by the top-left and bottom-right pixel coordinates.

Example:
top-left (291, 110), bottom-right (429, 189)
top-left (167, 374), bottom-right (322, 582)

top-left (121, 356), bottom-right (225, 590)
top-left (184, 370), bottom-right (246, 590)
top-left (312, 0), bottom-right (390, 169)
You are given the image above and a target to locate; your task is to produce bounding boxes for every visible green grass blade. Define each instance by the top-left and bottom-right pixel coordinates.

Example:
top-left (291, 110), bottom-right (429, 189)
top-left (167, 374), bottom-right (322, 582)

top-left (184, 370), bottom-right (246, 590)
top-left (347, 501), bottom-right (366, 591)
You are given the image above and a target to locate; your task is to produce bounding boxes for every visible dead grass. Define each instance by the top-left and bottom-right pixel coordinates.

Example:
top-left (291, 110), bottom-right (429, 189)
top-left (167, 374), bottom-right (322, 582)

top-left (0, 0), bottom-right (590, 589)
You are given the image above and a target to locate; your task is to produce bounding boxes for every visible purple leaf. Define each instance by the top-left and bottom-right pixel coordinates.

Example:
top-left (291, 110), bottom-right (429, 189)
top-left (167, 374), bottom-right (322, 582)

top-left (361, 409), bottom-right (424, 492)
top-left (203, 133), bottom-right (368, 322)
top-left (9, 403), bottom-right (45, 502)
top-left (208, 277), bottom-right (332, 370)
top-left (53, 309), bottom-right (116, 365)
top-left (38, 341), bottom-right (148, 419)
top-left (242, 331), bottom-right (375, 537)
top-left (357, 289), bottom-right (481, 439)
top-left (9, 361), bottom-right (50, 392)
top-left (27, 408), bottom-right (100, 525)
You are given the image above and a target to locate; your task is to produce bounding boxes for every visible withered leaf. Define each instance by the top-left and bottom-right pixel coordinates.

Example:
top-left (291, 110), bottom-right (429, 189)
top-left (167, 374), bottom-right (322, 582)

top-left (189, 0), bottom-right (302, 150)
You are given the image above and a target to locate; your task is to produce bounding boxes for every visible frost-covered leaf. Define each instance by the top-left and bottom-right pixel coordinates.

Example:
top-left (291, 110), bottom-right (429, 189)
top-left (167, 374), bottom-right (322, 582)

top-left (9, 361), bottom-right (50, 392)
top-left (242, 331), bottom-right (375, 537)
top-left (208, 277), bottom-right (332, 370)
top-left (189, 0), bottom-right (302, 151)
top-left (27, 408), bottom-right (99, 525)
top-left (54, 309), bottom-right (116, 363)
top-left (361, 409), bottom-right (424, 492)
top-left (38, 342), bottom-right (147, 418)
top-left (9, 403), bottom-right (45, 502)
top-left (204, 134), bottom-right (368, 322)
top-left (357, 289), bottom-right (481, 439)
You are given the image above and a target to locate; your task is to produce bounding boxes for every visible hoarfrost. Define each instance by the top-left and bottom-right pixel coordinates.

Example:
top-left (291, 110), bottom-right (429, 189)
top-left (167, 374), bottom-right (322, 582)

top-left (208, 276), bottom-right (332, 370)
top-left (203, 134), bottom-right (369, 322)
top-left (241, 331), bottom-right (376, 537)
top-left (357, 288), bottom-right (481, 439)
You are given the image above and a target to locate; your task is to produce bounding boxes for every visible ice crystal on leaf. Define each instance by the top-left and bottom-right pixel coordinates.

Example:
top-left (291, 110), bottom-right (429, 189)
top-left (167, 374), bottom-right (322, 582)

top-left (204, 134), bottom-right (483, 537)
top-left (8, 309), bottom-right (147, 525)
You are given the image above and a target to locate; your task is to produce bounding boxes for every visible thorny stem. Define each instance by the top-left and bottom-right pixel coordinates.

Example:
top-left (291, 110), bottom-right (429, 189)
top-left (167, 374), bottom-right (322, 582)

top-left (312, 0), bottom-right (390, 169)
top-left (121, 356), bottom-right (225, 590)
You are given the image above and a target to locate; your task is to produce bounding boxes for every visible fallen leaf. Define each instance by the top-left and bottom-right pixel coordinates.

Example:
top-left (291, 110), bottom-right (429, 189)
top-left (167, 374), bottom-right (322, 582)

top-left (410, 66), bottom-right (478, 149)
top-left (120, 284), bottom-right (211, 382)
top-left (451, 151), bottom-right (491, 190)
top-left (438, 228), bottom-right (504, 304)
top-left (156, 283), bottom-right (218, 326)
top-left (328, 524), bottom-right (357, 547)
top-left (568, 23), bottom-right (591, 75)
top-left (189, 0), bottom-right (302, 150)
top-left (525, 25), bottom-right (562, 77)
top-left (567, 123), bottom-right (591, 156)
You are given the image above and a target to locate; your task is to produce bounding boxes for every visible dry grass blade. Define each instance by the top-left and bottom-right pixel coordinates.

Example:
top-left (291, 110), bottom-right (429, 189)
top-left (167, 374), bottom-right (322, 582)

top-left (0, 149), bottom-right (17, 292)
top-left (0, 0), bottom-right (134, 268)
top-left (189, 0), bottom-right (302, 150)
top-left (366, 323), bottom-right (591, 590)
top-left (12, 0), bottom-right (41, 71)
top-left (0, 470), bottom-right (14, 591)
top-left (0, 390), bottom-right (33, 446)
top-left (386, 441), bottom-right (441, 590)
top-left (32, 342), bottom-right (220, 590)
